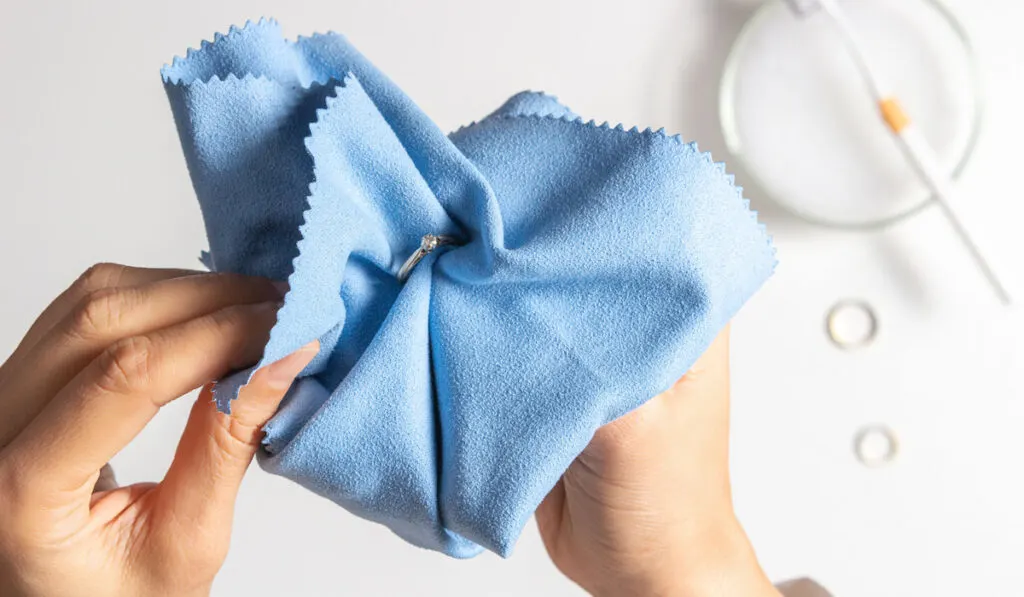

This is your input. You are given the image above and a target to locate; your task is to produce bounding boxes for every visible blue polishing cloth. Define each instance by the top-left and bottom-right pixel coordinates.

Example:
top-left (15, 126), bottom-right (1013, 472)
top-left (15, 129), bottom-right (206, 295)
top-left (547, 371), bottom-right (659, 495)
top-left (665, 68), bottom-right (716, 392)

top-left (162, 19), bottom-right (775, 559)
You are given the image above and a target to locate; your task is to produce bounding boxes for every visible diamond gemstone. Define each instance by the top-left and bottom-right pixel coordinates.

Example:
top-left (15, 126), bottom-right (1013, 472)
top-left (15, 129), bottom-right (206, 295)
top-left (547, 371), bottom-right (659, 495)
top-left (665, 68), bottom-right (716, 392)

top-left (421, 234), bottom-right (439, 252)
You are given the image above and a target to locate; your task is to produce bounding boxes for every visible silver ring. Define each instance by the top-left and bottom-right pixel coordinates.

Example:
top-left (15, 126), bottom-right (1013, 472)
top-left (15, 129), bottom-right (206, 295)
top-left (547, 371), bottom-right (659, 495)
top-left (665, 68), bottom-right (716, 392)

top-left (853, 424), bottom-right (899, 468)
top-left (826, 300), bottom-right (878, 350)
top-left (397, 234), bottom-right (458, 283)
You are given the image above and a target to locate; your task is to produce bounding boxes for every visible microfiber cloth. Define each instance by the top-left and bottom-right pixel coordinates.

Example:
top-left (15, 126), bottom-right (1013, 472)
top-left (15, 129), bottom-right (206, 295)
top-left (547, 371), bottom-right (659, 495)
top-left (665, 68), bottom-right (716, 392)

top-left (161, 19), bottom-right (776, 559)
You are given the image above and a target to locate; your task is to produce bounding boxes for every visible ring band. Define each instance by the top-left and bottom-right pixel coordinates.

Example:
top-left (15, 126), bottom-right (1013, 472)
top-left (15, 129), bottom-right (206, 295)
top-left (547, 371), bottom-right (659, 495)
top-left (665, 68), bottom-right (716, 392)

top-left (397, 234), bottom-right (458, 283)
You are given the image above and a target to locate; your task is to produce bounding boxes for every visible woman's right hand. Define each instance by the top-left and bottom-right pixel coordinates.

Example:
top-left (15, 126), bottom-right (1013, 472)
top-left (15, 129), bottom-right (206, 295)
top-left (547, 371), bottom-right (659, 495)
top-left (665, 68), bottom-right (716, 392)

top-left (535, 329), bottom-right (780, 597)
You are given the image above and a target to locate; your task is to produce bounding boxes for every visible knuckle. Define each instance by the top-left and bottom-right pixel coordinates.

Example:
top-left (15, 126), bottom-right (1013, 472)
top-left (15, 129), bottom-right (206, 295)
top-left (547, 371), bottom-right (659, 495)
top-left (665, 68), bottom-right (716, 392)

top-left (213, 413), bottom-right (262, 461)
top-left (67, 287), bottom-right (126, 339)
top-left (94, 336), bottom-right (154, 394)
top-left (73, 262), bottom-right (125, 295)
top-left (205, 303), bottom-right (248, 333)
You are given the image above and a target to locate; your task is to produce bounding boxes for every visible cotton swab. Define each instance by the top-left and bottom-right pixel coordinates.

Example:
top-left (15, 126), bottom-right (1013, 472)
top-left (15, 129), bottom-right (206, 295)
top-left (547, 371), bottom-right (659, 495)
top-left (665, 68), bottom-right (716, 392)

top-left (784, 0), bottom-right (1011, 304)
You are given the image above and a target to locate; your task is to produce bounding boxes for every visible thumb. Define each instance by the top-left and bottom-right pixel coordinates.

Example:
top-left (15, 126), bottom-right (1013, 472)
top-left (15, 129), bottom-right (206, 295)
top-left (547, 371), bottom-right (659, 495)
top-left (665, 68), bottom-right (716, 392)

top-left (158, 341), bottom-right (319, 526)
top-left (570, 327), bottom-right (733, 515)
top-left (584, 326), bottom-right (731, 463)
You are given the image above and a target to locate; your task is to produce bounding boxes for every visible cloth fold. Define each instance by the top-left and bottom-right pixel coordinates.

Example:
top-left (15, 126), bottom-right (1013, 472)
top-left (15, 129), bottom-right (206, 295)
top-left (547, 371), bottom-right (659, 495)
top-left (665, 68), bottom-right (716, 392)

top-left (162, 18), bottom-right (775, 558)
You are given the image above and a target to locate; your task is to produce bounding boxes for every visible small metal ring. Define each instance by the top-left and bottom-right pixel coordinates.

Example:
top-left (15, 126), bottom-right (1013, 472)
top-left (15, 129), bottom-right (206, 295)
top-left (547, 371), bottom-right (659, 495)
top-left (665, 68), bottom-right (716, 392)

top-left (826, 300), bottom-right (878, 349)
top-left (397, 234), bottom-right (458, 283)
top-left (853, 424), bottom-right (899, 468)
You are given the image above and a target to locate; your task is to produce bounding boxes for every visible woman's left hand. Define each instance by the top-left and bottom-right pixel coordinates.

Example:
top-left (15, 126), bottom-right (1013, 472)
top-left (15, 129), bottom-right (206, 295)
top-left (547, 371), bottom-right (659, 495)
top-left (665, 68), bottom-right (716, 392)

top-left (0, 264), bottom-right (317, 597)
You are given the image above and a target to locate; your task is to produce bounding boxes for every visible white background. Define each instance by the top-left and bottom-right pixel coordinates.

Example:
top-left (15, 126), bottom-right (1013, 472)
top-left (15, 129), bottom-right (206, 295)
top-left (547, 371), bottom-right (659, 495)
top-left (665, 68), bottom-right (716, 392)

top-left (0, 1), bottom-right (1021, 595)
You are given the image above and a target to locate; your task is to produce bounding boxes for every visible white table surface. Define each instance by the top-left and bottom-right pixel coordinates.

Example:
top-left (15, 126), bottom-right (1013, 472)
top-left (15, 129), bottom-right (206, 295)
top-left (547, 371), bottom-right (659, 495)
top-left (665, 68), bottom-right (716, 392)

top-left (1, 1), bottom-right (1021, 595)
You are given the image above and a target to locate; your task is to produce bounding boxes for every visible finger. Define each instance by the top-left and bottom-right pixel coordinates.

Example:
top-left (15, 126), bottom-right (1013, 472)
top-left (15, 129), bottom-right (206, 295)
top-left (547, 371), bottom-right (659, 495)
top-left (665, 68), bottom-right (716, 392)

top-left (582, 327), bottom-right (732, 494)
top-left (0, 264), bottom-right (195, 443)
top-left (646, 326), bottom-right (731, 450)
top-left (3, 301), bottom-right (280, 495)
top-left (660, 326), bottom-right (731, 432)
top-left (657, 326), bottom-right (733, 498)
top-left (591, 326), bottom-right (731, 446)
top-left (0, 272), bottom-right (285, 449)
top-left (5, 263), bottom-right (198, 361)
top-left (535, 478), bottom-right (567, 556)
top-left (159, 341), bottom-right (318, 525)
top-left (671, 325), bottom-right (731, 394)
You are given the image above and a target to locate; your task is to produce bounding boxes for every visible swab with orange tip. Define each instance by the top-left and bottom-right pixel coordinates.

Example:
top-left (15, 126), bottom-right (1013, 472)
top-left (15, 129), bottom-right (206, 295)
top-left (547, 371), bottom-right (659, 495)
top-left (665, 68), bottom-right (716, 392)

top-left (785, 0), bottom-right (1011, 304)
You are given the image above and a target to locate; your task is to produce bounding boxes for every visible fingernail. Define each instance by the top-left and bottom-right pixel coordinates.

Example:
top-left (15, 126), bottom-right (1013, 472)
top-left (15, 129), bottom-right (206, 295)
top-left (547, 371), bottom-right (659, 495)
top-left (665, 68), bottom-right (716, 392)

top-left (272, 280), bottom-right (290, 297)
top-left (265, 341), bottom-right (319, 390)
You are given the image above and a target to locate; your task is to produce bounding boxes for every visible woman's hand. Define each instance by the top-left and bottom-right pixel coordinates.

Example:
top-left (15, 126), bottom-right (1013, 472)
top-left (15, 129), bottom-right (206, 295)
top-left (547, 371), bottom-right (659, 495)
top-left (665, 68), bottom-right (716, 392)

top-left (535, 329), bottom-right (780, 597)
top-left (0, 264), bottom-right (317, 597)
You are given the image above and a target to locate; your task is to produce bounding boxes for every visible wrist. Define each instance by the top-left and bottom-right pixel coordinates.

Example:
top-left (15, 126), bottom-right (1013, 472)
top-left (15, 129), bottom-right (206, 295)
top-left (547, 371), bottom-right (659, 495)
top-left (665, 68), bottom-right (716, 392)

top-left (586, 519), bottom-right (779, 597)
top-left (666, 521), bottom-right (779, 597)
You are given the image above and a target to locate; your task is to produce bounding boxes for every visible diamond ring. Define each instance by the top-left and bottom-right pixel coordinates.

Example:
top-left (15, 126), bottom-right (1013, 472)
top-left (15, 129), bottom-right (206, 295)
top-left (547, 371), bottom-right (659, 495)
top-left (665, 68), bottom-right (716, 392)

top-left (397, 234), bottom-right (459, 283)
